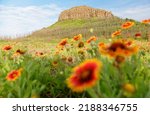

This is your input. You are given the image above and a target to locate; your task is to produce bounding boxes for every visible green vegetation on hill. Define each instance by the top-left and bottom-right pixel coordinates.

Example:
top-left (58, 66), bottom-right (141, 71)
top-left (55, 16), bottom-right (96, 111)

top-left (29, 17), bottom-right (150, 40)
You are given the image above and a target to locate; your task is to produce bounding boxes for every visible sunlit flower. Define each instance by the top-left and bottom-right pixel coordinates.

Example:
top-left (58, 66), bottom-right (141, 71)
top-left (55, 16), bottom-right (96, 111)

top-left (66, 59), bottom-right (102, 92)
top-left (67, 56), bottom-right (74, 63)
top-left (99, 39), bottom-right (138, 58)
top-left (90, 28), bottom-right (94, 33)
top-left (58, 38), bottom-right (68, 46)
top-left (111, 30), bottom-right (121, 38)
top-left (73, 34), bottom-right (82, 41)
top-left (6, 68), bottom-right (23, 81)
top-left (78, 41), bottom-right (84, 48)
top-left (78, 50), bottom-right (85, 55)
top-left (54, 51), bottom-right (60, 55)
top-left (2, 45), bottom-right (12, 51)
top-left (52, 61), bottom-right (58, 67)
top-left (35, 52), bottom-right (44, 56)
top-left (122, 83), bottom-right (135, 93)
top-left (122, 21), bottom-right (134, 29)
top-left (135, 33), bottom-right (141, 38)
top-left (142, 19), bottom-right (150, 24)
top-left (87, 36), bottom-right (97, 43)
top-left (16, 49), bottom-right (25, 55)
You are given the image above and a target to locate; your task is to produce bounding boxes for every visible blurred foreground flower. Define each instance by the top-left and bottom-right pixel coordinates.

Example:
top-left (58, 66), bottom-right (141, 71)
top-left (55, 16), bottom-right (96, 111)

top-left (6, 68), bottom-right (23, 81)
top-left (99, 39), bottom-right (138, 58)
top-left (67, 59), bottom-right (102, 92)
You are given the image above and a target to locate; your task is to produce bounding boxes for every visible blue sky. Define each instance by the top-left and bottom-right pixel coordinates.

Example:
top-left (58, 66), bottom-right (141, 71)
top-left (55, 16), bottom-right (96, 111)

top-left (0, 0), bottom-right (150, 37)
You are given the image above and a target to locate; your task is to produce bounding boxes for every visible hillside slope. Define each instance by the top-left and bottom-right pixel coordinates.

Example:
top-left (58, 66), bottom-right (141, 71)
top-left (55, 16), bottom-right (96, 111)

top-left (28, 6), bottom-right (150, 40)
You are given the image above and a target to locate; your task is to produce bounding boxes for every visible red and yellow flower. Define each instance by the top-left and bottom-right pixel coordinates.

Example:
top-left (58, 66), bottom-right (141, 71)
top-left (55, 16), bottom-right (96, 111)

top-left (111, 30), bottom-right (121, 38)
top-left (73, 34), bottom-right (82, 41)
top-left (16, 49), bottom-right (25, 55)
top-left (122, 83), bottom-right (135, 93)
top-left (67, 59), bottom-right (102, 92)
top-left (135, 33), bottom-right (141, 38)
top-left (58, 38), bottom-right (68, 46)
top-left (87, 36), bottom-right (97, 43)
top-left (2, 45), bottom-right (12, 51)
top-left (142, 19), bottom-right (150, 24)
top-left (98, 39), bottom-right (138, 58)
top-left (6, 68), bottom-right (23, 81)
top-left (121, 21), bottom-right (134, 29)
top-left (35, 52), bottom-right (44, 56)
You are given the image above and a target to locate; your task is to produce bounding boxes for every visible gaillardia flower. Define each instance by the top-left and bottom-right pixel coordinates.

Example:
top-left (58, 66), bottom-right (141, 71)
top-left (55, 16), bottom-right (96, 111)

top-left (16, 49), bottom-right (25, 55)
top-left (122, 83), bottom-right (135, 93)
top-left (6, 68), bottom-right (23, 81)
top-left (2, 45), bottom-right (12, 51)
top-left (77, 41), bottom-right (84, 48)
top-left (142, 19), bottom-right (150, 24)
top-left (58, 38), bottom-right (68, 46)
top-left (99, 39), bottom-right (138, 58)
top-left (87, 36), bottom-right (97, 43)
top-left (73, 34), bottom-right (82, 41)
top-left (67, 59), bottom-right (102, 92)
top-left (111, 30), bottom-right (121, 38)
top-left (122, 21), bottom-right (134, 29)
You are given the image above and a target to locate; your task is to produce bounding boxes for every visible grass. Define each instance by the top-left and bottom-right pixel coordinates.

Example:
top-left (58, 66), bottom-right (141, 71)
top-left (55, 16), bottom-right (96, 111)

top-left (30, 17), bottom-right (150, 40)
top-left (0, 35), bottom-right (150, 98)
top-left (0, 19), bottom-right (150, 98)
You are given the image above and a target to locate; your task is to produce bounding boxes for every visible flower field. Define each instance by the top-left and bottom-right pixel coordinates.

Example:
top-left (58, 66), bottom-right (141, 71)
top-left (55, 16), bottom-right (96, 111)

top-left (0, 21), bottom-right (150, 98)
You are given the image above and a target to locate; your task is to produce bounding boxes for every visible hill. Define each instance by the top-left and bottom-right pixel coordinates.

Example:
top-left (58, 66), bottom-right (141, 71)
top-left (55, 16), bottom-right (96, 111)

top-left (28, 6), bottom-right (150, 40)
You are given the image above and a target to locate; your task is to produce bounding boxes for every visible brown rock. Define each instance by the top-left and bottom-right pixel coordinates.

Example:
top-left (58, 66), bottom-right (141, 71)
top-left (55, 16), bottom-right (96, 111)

top-left (58, 6), bottom-right (114, 21)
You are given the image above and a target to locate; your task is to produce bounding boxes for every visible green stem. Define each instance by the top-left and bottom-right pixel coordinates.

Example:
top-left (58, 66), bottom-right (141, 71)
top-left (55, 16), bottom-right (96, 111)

top-left (87, 88), bottom-right (99, 98)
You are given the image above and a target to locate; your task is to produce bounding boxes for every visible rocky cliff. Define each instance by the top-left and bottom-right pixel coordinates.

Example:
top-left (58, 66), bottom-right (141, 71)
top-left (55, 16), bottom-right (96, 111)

top-left (58, 6), bottom-right (114, 21)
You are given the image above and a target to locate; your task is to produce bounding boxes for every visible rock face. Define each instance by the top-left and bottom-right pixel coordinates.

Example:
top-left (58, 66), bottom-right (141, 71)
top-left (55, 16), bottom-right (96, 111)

top-left (58, 6), bottom-right (114, 21)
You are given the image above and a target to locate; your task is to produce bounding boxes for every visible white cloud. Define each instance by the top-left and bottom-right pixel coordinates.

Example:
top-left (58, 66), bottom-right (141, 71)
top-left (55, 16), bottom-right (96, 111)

top-left (112, 4), bottom-right (150, 21)
top-left (0, 4), bottom-right (62, 38)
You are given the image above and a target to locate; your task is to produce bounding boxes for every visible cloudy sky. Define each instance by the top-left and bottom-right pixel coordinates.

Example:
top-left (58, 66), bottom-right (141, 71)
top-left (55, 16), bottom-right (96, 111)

top-left (0, 0), bottom-right (150, 37)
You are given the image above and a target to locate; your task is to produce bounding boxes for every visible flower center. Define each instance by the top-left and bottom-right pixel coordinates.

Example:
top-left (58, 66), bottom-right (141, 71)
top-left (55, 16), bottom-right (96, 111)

top-left (80, 70), bottom-right (92, 82)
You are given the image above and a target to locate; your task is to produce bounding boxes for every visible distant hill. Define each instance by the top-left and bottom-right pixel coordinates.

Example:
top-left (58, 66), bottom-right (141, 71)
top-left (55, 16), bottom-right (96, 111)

top-left (29, 6), bottom-right (150, 40)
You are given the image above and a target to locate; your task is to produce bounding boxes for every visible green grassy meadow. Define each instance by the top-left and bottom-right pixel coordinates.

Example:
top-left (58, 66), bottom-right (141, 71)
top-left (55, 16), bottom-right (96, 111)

top-left (0, 19), bottom-right (150, 98)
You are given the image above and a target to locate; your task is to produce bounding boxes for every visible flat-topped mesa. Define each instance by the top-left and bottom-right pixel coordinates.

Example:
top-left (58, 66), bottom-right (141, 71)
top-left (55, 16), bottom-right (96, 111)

top-left (58, 6), bottom-right (114, 21)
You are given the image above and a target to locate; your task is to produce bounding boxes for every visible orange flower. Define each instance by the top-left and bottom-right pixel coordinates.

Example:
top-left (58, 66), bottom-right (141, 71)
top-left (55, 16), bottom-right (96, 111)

top-left (2, 45), bottom-right (12, 51)
top-left (67, 56), bottom-right (74, 63)
top-left (6, 68), bottom-right (22, 81)
top-left (73, 34), bottom-right (82, 41)
top-left (16, 49), bottom-right (25, 55)
top-left (87, 36), bottom-right (97, 43)
top-left (67, 59), bottom-right (102, 92)
top-left (111, 30), bottom-right (121, 38)
top-left (78, 50), bottom-right (85, 55)
top-left (135, 33), bottom-right (141, 38)
top-left (52, 61), bottom-right (58, 67)
top-left (121, 21), bottom-right (134, 29)
top-left (58, 38), bottom-right (68, 46)
top-left (122, 83), bottom-right (135, 93)
top-left (99, 39), bottom-right (138, 58)
top-left (77, 41), bottom-right (84, 48)
top-left (35, 52), bottom-right (44, 56)
top-left (142, 19), bottom-right (150, 24)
